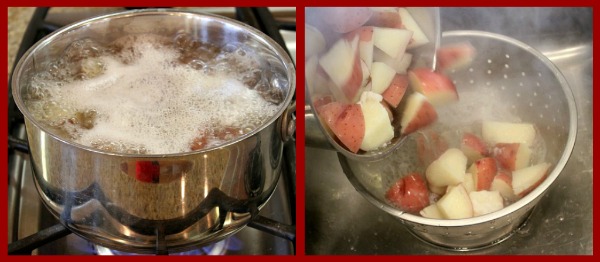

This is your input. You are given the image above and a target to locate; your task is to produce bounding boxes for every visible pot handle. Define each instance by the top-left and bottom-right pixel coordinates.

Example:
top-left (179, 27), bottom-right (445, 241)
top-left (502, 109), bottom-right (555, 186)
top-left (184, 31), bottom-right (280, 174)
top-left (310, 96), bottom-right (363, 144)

top-left (279, 101), bottom-right (296, 142)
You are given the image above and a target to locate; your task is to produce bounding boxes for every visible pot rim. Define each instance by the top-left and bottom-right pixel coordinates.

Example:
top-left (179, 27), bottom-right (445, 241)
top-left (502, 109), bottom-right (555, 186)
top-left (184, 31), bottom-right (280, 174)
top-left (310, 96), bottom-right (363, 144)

top-left (341, 30), bottom-right (577, 228)
top-left (11, 8), bottom-right (296, 158)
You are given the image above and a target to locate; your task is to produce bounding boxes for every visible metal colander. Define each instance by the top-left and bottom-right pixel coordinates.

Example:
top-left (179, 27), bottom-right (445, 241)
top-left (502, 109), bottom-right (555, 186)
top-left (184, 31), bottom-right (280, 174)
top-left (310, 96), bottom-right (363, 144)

top-left (339, 30), bottom-right (577, 250)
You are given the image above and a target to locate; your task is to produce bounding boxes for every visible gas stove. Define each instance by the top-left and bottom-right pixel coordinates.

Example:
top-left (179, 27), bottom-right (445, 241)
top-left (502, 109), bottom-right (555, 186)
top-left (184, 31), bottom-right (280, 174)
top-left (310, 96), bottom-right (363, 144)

top-left (7, 7), bottom-right (296, 255)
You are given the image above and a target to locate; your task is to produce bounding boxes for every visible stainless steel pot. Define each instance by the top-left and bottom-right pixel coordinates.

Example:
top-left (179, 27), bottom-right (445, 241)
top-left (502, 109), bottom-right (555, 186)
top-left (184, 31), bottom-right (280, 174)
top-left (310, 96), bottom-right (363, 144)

top-left (307, 31), bottom-right (576, 250)
top-left (11, 9), bottom-right (296, 253)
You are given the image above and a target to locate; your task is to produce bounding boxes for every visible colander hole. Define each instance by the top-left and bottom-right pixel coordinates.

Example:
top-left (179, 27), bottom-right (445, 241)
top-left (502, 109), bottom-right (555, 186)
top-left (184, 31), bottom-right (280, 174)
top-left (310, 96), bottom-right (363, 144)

top-left (534, 91), bottom-right (538, 96)
top-left (503, 74), bottom-right (508, 79)
top-left (544, 104), bottom-right (549, 109)
top-left (547, 126), bottom-right (551, 130)
top-left (505, 54), bottom-right (510, 58)
top-left (511, 105), bottom-right (516, 109)
top-left (501, 86), bottom-right (506, 90)
top-left (450, 69), bottom-right (456, 73)
top-left (521, 72), bottom-right (526, 76)
top-left (486, 81), bottom-right (491, 86)
top-left (516, 92), bottom-right (521, 97)
top-left (539, 114), bottom-right (544, 119)
top-left (469, 79), bottom-right (474, 84)
top-left (452, 80), bottom-right (457, 84)
top-left (548, 95), bottom-right (552, 100)
top-left (519, 82), bottom-right (523, 86)
top-left (553, 117), bottom-right (556, 122)
top-left (504, 64), bottom-right (510, 69)
top-left (538, 72), bottom-right (542, 77)
top-left (536, 82), bottom-right (540, 87)
top-left (529, 102), bottom-right (533, 107)
top-left (487, 70), bottom-right (492, 74)
top-left (487, 59), bottom-right (492, 64)
top-left (469, 68), bottom-right (474, 72)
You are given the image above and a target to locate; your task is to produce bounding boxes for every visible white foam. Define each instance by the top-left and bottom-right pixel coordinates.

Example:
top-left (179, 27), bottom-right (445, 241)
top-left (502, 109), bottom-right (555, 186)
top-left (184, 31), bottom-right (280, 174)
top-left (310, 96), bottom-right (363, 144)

top-left (30, 35), bottom-right (280, 154)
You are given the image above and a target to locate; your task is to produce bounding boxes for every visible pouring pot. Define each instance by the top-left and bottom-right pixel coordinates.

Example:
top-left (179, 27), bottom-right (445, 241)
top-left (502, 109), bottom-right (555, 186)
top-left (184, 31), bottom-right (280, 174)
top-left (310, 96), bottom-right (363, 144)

top-left (336, 31), bottom-right (577, 250)
top-left (11, 9), bottom-right (296, 253)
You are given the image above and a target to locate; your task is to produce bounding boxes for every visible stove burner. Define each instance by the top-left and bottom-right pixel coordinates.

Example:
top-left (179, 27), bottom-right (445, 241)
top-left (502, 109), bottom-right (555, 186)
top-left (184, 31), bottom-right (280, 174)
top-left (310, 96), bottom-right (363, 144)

top-left (94, 237), bottom-right (242, 255)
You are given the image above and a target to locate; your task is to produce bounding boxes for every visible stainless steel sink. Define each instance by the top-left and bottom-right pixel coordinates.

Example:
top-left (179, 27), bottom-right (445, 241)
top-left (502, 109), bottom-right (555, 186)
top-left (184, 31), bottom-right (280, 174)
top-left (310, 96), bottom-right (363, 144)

top-left (305, 7), bottom-right (592, 255)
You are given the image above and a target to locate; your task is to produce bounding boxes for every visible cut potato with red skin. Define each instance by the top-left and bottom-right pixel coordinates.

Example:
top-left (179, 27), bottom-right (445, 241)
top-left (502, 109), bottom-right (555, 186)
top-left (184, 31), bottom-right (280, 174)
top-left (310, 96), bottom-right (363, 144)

top-left (345, 26), bottom-right (375, 70)
top-left (409, 68), bottom-right (459, 107)
top-left (398, 8), bottom-right (430, 49)
top-left (400, 92), bottom-right (438, 135)
top-left (359, 92), bottom-right (394, 151)
top-left (317, 102), bottom-right (365, 153)
top-left (512, 162), bottom-right (551, 198)
top-left (468, 157), bottom-right (497, 191)
top-left (372, 27), bottom-right (413, 59)
top-left (319, 36), bottom-right (364, 103)
top-left (382, 74), bottom-right (408, 108)
top-left (319, 7), bottom-right (373, 33)
top-left (316, 102), bottom-right (344, 131)
top-left (492, 143), bottom-right (532, 171)
top-left (491, 171), bottom-right (518, 201)
top-left (385, 173), bottom-right (430, 214)
top-left (365, 9), bottom-right (401, 28)
top-left (345, 26), bottom-right (374, 42)
top-left (461, 132), bottom-right (489, 164)
top-left (436, 41), bottom-right (476, 72)
top-left (481, 121), bottom-right (536, 147)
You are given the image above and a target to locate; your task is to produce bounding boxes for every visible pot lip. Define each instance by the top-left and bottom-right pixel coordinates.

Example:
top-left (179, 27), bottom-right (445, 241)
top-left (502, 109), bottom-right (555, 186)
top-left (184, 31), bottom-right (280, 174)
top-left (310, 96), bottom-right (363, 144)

top-left (340, 30), bottom-right (578, 228)
top-left (11, 8), bottom-right (296, 157)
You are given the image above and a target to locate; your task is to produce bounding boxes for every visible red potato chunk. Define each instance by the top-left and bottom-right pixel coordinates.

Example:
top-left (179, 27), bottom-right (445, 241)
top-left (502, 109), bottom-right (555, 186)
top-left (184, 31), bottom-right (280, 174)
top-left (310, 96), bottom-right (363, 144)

top-left (492, 143), bottom-right (532, 171)
top-left (461, 132), bottom-right (489, 163)
top-left (386, 172), bottom-right (430, 214)
top-left (468, 157), bottom-right (498, 191)
top-left (382, 74), bottom-right (409, 108)
top-left (400, 92), bottom-right (438, 135)
top-left (317, 102), bottom-right (365, 153)
top-left (436, 41), bottom-right (476, 72)
top-left (319, 37), bottom-right (364, 103)
top-left (408, 68), bottom-right (459, 107)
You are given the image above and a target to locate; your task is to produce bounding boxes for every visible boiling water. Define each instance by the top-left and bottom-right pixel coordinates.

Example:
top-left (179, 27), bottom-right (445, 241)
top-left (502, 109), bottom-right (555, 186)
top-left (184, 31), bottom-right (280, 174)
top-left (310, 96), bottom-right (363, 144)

top-left (23, 33), bottom-right (285, 154)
